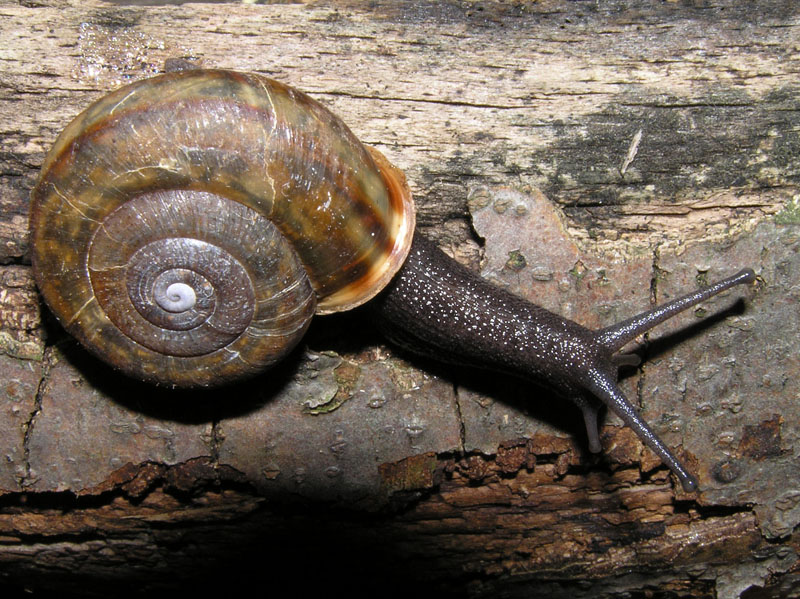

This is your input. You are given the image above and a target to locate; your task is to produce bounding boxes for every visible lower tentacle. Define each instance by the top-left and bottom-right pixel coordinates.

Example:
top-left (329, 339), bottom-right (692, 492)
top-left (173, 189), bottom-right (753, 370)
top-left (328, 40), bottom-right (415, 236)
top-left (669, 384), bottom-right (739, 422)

top-left (580, 403), bottom-right (602, 454)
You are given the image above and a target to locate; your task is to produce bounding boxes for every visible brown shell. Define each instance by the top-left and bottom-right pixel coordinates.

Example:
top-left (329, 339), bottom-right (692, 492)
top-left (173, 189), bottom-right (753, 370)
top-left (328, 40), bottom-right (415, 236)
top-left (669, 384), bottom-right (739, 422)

top-left (29, 69), bottom-right (415, 387)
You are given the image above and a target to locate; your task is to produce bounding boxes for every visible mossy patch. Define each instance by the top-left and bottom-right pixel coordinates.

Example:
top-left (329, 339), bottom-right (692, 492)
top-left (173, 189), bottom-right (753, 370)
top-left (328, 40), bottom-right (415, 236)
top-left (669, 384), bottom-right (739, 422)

top-left (775, 195), bottom-right (800, 224)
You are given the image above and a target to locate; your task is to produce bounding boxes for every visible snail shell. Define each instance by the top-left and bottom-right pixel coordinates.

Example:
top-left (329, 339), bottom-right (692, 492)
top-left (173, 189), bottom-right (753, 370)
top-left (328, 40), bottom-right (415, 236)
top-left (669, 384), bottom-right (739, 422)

top-left (30, 69), bottom-right (415, 387)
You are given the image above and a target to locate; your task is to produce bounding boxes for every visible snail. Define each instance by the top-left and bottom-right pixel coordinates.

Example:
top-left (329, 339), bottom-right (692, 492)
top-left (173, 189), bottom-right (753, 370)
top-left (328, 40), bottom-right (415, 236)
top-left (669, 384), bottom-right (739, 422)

top-left (30, 68), bottom-right (756, 492)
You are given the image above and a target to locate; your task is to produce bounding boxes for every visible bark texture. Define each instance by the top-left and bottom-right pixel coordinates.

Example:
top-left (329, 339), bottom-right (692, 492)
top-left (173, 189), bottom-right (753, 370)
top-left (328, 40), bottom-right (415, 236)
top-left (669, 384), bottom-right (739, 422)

top-left (1, 1), bottom-right (799, 597)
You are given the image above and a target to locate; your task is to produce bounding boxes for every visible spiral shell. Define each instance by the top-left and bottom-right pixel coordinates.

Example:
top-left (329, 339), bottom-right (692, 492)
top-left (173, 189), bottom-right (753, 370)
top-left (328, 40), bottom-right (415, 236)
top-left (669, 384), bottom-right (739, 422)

top-left (30, 69), bottom-right (415, 387)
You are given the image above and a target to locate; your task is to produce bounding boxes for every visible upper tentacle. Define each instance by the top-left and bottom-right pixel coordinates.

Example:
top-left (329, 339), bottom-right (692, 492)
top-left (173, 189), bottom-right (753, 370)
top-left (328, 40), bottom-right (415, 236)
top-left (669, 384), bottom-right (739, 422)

top-left (597, 269), bottom-right (755, 353)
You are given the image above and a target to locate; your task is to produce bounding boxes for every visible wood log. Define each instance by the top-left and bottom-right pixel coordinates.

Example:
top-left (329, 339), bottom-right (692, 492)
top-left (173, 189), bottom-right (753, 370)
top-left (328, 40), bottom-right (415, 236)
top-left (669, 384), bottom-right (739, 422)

top-left (0, 1), bottom-right (798, 597)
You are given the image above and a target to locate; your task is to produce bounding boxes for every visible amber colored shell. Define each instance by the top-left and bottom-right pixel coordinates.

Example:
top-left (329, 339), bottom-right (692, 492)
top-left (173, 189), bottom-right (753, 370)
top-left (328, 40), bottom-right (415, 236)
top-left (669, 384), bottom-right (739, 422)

top-left (29, 69), bottom-right (415, 387)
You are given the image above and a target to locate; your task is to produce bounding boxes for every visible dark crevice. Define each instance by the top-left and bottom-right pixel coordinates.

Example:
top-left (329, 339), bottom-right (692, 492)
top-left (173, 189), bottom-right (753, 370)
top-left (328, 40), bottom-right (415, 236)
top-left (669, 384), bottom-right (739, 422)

top-left (674, 500), bottom-right (755, 519)
top-left (19, 347), bottom-right (52, 490)
top-left (1, 459), bottom-right (257, 512)
top-left (317, 89), bottom-right (530, 110)
top-left (208, 420), bottom-right (221, 464)
top-left (452, 382), bottom-right (467, 454)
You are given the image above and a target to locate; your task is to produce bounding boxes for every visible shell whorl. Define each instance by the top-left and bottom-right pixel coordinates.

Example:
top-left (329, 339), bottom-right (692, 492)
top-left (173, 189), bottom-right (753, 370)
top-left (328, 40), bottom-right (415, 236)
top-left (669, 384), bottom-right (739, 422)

top-left (30, 69), bottom-right (415, 387)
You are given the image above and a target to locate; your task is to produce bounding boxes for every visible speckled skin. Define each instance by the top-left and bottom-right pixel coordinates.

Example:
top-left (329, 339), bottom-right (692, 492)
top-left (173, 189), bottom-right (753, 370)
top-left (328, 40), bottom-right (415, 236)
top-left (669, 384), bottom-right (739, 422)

top-left (373, 234), bottom-right (600, 385)
top-left (372, 232), bottom-right (756, 492)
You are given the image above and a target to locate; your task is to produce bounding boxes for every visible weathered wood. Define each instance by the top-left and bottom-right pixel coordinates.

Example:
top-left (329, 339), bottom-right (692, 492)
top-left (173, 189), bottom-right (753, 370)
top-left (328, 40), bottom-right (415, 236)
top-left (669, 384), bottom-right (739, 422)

top-left (0, 1), bottom-right (798, 597)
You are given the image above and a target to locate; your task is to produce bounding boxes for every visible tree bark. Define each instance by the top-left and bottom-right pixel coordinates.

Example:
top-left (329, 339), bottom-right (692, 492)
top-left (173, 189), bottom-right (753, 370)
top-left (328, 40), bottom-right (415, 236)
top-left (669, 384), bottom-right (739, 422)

top-left (1, 1), bottom-right (798, 597)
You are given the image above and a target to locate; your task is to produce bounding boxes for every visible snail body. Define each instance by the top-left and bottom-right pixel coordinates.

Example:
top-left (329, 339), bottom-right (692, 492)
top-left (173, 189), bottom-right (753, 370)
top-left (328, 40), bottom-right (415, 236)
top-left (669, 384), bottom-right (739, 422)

top-left (30, 69), bottom-right (755, 492)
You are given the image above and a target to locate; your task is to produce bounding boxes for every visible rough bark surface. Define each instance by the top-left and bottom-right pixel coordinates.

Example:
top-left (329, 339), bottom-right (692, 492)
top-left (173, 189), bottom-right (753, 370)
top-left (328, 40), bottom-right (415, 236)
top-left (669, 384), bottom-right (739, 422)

top-left (0, 1), bottom-right (799, 597)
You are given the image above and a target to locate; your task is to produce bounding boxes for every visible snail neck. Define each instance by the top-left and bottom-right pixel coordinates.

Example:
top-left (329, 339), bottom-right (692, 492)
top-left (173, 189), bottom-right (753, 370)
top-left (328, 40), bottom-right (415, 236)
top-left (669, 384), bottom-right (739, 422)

top-left (369, 231), bottom-right (593, 386)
